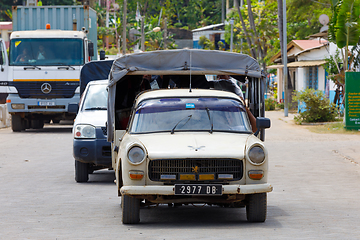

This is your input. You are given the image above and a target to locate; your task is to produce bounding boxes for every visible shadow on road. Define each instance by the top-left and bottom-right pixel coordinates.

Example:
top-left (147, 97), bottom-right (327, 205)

top-left (18, 123), bottom-right (73, 134)
top-left (88, 170), bottom-right (116, 184)
top-left (134, 204), bottom-right (282, 228)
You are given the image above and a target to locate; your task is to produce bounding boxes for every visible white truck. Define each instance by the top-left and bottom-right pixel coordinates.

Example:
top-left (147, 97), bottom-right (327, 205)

top-left (0, 28), bottom-right (94, 131)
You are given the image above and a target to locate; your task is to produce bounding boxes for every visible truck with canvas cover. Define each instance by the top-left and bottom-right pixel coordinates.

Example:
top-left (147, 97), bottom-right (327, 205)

top-left (107, 49), bottom-right (272, 224)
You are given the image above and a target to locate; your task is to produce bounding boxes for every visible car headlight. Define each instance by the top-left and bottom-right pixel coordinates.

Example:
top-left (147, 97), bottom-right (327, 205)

top-left (74, 124), bottom-right (96, 139)
top-left (128, 146), bottom-right (145, 165)
top-left (248, 146), bottom-right (265, 165)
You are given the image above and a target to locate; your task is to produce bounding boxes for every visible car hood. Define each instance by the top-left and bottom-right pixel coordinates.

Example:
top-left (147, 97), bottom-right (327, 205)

top-left (131, 132), bottom-right (250, 159)
top-left (74, 110), bottom-right (107, 127)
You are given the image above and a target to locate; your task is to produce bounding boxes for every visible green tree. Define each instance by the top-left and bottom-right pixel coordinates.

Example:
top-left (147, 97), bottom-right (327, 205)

top-left (330, 0), bottom-right (360, 70)
top-left (228, 0), bottom-right (279, 69)
top-left (287, 0), bottom-right (331, 40)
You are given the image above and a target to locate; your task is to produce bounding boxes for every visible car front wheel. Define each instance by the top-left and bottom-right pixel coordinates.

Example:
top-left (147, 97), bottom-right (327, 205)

top-left (122, 195), bottom-right (140, 224)
top-left (75, 160), bottom-right (89, 182)
top-left (246, 193), bottom-right (267, 222)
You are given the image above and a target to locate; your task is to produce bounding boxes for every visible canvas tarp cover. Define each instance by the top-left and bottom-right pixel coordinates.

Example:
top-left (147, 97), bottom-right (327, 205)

top-left (80, 60), bottom-right (114, 95)
top-left (107, 49), bottom-right (263, 142)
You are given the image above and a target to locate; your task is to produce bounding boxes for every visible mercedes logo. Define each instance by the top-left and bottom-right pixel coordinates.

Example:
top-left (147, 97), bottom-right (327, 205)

top-left (41, 83), bottom-right (52, 94)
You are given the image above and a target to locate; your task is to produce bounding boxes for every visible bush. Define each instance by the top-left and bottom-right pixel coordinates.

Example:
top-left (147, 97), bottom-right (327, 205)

top-left (293, 89), bottom-right (338, 123)
top-left (277, 102), bottom-right (284, 109)
top-left (265, 98), bottom-right (277, 111)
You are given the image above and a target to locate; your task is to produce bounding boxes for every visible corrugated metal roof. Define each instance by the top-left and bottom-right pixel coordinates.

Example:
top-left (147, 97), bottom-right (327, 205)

top-left (266, 60), bottom-right (327, 69)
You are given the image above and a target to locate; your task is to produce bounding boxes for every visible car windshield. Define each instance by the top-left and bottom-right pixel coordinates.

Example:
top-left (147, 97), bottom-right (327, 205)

top-left (82, 84), bottom-right (108, 111)
top-left (130, 97), bottom-right (252, 134)
top-left (9, 38), bottom-right (84, 66)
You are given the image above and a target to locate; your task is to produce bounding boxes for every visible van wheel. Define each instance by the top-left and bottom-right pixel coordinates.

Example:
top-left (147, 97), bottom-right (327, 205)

top-left (75, 160), bottom-right (89, 182)
top-left (11, 115), bottom-right (22, 132)
top-left (122, 195), bottom-right (140, 224)
top-left (246, 193), bottom-right (267, 222)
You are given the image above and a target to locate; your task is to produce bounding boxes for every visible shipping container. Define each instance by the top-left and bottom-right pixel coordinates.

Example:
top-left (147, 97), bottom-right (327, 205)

top-left (12, 5), bottom-right (97, 60)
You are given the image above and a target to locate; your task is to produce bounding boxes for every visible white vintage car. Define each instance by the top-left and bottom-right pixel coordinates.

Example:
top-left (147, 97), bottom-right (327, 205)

top-left (107, 49), bottom-right (272, 224)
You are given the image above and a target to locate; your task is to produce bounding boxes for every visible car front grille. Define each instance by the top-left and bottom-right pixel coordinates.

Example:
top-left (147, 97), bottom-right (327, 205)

top-left (148, 158), bottom-right (243, 182)
top-left (102, 146), bottom-right (111, 156)
top-left (101, 126), bottom-right (107, 136)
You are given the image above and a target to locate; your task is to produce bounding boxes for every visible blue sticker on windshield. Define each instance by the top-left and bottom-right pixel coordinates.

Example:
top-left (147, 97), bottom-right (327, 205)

top-left (186, 103), bottom-right (195, 109)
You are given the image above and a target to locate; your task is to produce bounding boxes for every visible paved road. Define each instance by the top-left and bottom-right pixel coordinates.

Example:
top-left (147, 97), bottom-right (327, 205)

top-left (0, 112), bottom-right (360, 239)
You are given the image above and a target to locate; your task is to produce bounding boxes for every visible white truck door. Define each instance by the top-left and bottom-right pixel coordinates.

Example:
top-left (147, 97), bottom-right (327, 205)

top-left (0, 39), bottom-right (9, 95)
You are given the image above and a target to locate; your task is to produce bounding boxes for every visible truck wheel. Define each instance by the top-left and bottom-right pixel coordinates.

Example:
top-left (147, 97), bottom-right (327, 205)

top-left (122, 195), bottom-right (140, 224)
top-left (11, 115), bottom-right (22, 132)
top-left (75, 160), bottom-right (89, 182)
top-left (31, 120), bottom-right (44, 129)
top-left (246, 193), bottom-right (267, 222)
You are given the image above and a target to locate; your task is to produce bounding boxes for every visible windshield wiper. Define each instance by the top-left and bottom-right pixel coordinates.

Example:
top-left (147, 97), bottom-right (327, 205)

top-left (171, 115), bottom-right (192, 134)
top-left (56, 63), bottom-right (75, 70)
top-left (24, 65), bottom-right (41, 70)
top-left (85, 107), bottom-right (107, 110)
top-left (205, 108), bottom-right (213, 134)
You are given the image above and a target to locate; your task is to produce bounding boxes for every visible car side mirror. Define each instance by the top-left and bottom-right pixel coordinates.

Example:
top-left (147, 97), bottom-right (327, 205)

top-left (256, 117), bottom-right (271, 129)
top-left (254, 117), bottom-right (271, 137)
top-left (68, 103), bottom-right (79, 113)
top-left (99, 50), bottom-right (106, 60)
top-left (88, 42), bottom-right (94, 57)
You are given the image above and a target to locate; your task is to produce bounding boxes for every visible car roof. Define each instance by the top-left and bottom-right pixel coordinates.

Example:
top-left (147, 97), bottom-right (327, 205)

top-left (87, 79), bottom-right (108, 85)
top-left (136, 89), bottom-right (241, 105)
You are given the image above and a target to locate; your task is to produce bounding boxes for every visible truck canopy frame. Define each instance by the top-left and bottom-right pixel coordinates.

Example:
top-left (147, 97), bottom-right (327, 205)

top-left (107, 49), bottom-right (266, 142)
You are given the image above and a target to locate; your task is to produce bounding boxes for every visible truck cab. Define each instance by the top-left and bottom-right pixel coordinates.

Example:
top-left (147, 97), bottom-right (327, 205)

top-left (5, 29), bottom-right (93, 131)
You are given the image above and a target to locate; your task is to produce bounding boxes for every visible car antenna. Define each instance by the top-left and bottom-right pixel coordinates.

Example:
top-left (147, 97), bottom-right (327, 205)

top-left (189, 50), bottom-right (192, 92)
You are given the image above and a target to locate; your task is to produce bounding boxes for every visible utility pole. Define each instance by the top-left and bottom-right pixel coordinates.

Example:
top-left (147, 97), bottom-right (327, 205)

top-left (141, 17), bottom-right (145, 51)
top-left (122, 0), bottom-right (127, 55)
top-left (283, 0), bottom-right (288, 117)
top-left (230, 18), bottom-right (234, 52)
top-left (164, 18), bottom-right (167, 49)
top-left (222, 0), bottom-right (225, 23)
top-left (106, 0), bottom-right (110, 49)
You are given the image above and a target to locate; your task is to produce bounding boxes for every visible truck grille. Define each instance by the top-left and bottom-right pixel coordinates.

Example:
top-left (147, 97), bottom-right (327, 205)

top-left (12, 81), bottom-right (78, 99)
top-left (148, 158), bottom-right (243, 182)
top-left (28, 105), bottom-right (65, 109)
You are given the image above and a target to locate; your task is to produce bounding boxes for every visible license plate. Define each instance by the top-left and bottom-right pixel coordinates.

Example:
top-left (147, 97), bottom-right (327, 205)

top-left (38, 101), bottom-right (55, 106)
top-left (174, 184), bottom-right (222, 195)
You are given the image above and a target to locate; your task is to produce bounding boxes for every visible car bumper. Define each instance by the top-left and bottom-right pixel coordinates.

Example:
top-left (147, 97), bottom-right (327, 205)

top-left (7, 93), bottom-right (79, 113)
top-left (73, 138), bottom-right (111, 167)
top-left (120, 183), bottom-right (273, 195)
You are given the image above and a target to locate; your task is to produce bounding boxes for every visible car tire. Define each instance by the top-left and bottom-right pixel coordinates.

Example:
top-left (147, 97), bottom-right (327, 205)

top-left (75, 160), bottom-right (89, 182)
top-left (122, 195), bottom-right (140, 224)
top-left (11, 115), bottom-right (22, 132)
top-left (246, 193), bottom-right (267, 222)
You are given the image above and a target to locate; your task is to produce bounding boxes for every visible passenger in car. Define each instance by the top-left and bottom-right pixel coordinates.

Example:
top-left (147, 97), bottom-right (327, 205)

top-left (215, 75), bottom-right (257, 133)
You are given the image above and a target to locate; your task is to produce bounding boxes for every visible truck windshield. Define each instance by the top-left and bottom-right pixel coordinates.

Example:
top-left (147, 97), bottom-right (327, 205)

top-left (82, 84), bottom-right (108, 111)
top-left (9, 38), bottom-right (84, 66)
top-left (130, 97), bottom-right (252, 134)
